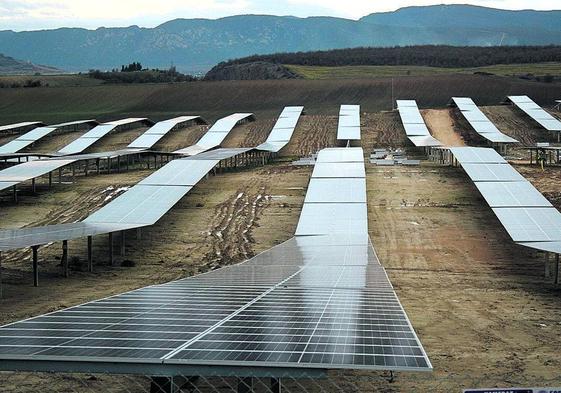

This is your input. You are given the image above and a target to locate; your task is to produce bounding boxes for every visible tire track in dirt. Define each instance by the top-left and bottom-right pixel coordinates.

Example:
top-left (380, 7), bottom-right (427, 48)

top-left (203, 178), bottom-right (270, 270)
top-left (281, 115), bottom-right (337, 156)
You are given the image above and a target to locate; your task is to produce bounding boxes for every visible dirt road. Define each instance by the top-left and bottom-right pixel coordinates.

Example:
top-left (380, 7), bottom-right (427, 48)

top-left (423, 108), bottom-right (465, 146)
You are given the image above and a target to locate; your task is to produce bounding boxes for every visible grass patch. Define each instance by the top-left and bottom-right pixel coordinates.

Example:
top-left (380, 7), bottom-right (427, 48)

top-left (286, 62), bottom-right (561, 79)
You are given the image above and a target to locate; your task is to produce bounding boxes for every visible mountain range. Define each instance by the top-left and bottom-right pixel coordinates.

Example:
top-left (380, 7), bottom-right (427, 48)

top-left (1, 5), bottom-right (561, 73)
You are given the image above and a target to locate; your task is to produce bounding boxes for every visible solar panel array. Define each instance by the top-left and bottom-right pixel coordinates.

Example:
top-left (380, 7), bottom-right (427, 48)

top-left (337, 105), bottom-right (361, 141)
top-left (507, 96), bottom-right (561, 132)
top-left (127, 116), bottom-right (203, 150)
top-left (449, 147), bottom-right (561, 253)
top-left (0, 116), bottom-right (202, 194)
top-left (396, 100), bottom-right (442, 147)
top-left (0, 146), bottom-right (239, 251)
top-left (452, 97), bottom-right (518, 143)
top-left (58, 118), bottom-right (152, 156)
top-left (0, 146), bottom-right (432, 374)
top-left (257, 106), bottom-right (304, 152)
top-left (174, 113), bottom-right (254, 156)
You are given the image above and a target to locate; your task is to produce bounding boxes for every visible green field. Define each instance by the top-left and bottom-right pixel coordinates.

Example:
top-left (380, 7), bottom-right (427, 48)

top-left (286, 62), bottom-right (561, 79)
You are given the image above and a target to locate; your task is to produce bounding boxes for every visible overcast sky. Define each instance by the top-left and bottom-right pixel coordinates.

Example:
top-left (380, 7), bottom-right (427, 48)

top-left (1, 0), bottom-right (560, 31)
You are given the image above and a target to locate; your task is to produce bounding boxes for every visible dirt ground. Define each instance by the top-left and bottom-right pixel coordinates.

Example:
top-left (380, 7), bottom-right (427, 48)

top-left (422, 108), bottom-right (466, 147)
top-left (1, 111), bottom-right (561, 392)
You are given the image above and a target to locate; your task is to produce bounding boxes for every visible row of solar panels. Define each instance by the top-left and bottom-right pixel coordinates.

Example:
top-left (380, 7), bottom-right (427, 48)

top-left (0, 147), bottom-right (432, 374)
top-left (257, 106), bottom-right (304, 152)
top-left (174, 113), bottom-right (255, 156)
top-left (337, 105), bottom-right (361, 141)
top-left (0, 116), bottom-right (209, 193)
top-left (451, 97), bottom-right (518, 144)
top-left (396, 100), bottom-right (442, 147)
top-left (0, 119), bottom-right (100, 155)
top-left (296, 148), bottom-right (367, 236)
top-left (450, 147), bottom-right (561, 254)
top-left (506, 96), bottom-right (561, 132)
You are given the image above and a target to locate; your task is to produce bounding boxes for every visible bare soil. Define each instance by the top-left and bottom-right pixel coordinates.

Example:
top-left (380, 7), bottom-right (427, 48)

top-left (422, 108), bottom-right (466, 147)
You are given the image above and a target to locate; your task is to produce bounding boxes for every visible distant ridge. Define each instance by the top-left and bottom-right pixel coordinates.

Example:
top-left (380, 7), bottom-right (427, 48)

top-left (0, 53), bottom-right (61, 74)
top-left (1, 5), bottom-right (561, 72)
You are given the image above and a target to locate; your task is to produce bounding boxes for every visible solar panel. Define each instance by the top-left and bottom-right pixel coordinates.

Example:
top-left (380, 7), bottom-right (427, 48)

top-left (127, 134), bottom-right (165, 149)
top-left (0, 121), bottom-right (44, 133)
top-left (337, 126), bottom-right (361, 140)
top-left (339, 116), bottom-right (360, 128)
top-left (295, 203), bottom-right (368, 236)
top-left (139, 159), bottom-right (216, 186)
top-left (15, 127), bottom-right (57, 141)
top-left (460, 163), bottom-right (526, 182)
top-left (407, 135), bottom-right (442, 147)
top-left (398, 110), bottom-right (425, 124)
top-left (396, 100), bottom-right (418, 108)
top-left (449, 147), bottom-right (506, 164)
top-left (273, 117), bottom-right (300, 129)
top-left (507, 95), bottom-right (561, 132)
top-left (452, 97), bottom-right (518, 144)
top-left (403, 123), bottom-right (430, 136)
top-left (475, 181), bottom-right (552, 208)
top-left (85, 184), bottom-right (192, 225)
top-left (266, 128), bottom-right (296, 142)
top-left (312, 162), bottom-right (366, 178)
top-left (305, 178), bottom-right (367, 203)
top-left (492, 207), bottom-right (561, 242)
top-left (470, 121), bottom-right (500, 134)
top-left (517, 241), bottom-right (561, 254)
top-left (0, 222), bottom-right (138, 251)
top-left (536, 118), bottom-right (561, 131)
top-left (316, 148), bottom-right (363, 163)
top-left (0, 181), bottom-right (17, 192)
top-left (0, 159), bottom-right (76, 182)
top-left (0, 140), bottom-right (34, 155)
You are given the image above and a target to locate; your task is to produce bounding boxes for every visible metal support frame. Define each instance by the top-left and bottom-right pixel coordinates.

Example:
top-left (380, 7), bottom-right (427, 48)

top-left (120, 230), bottom-right (126, 256)
top-left (87, 236), bottom-right (93, 272)
top-left (31, 246), bottom-right (39, 287)
top-left (62, 240), bottom-right (69, 278)
top-left (108, 232), bottom-right (114, 266)
top-left (237, 377), bottom-right (253, 393)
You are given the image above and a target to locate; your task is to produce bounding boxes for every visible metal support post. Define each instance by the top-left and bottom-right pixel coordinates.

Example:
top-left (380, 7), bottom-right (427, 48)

top-left (62, 240), bottom-right (69, 278)
top-left (32, 246), bottom-right (39, 287)
top-left (108, 233), bottom-right (114, 266)
top-left (87, 236), bottom-right (93, 272)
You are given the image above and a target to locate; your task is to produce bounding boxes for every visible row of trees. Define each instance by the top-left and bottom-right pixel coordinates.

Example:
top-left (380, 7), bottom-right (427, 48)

top-left (218, 45), bottom-right (561, 68)
top-left (87, 65), bottom-right (197, 84)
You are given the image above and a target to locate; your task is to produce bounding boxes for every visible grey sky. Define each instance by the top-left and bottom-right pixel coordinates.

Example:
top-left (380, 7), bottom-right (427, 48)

top-left (1, 0), bottom-right (560, 31)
